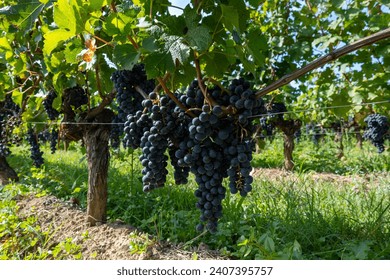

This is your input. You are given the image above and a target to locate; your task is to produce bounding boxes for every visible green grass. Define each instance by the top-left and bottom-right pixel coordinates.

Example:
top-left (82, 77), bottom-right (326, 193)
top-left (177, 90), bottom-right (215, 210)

top-left (2, 137), bottom-right (390, 259)
top-left (0, 183), bottom-right (83, 260)
top-left (253, 134), bottom-right (389, 174)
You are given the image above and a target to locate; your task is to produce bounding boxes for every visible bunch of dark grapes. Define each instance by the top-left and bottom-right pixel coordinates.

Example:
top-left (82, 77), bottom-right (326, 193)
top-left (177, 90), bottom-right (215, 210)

top-left (111, 64), bottom-right (154, 116)
top-left (363, 114), bottom-right (389, 153)
top-left (138, 92), bottom-right (191, 192)
top-left (0, 118), bottom-right (10, 157)
top-left (168, 143), bottom-right (190, 185)
top-left (38, 130), bottom-right (51, 143)
top-left (123, 89), bottom-right (191, 190)
top-left (3, 94), bottom-right (21, 114)
top-left (43, 90), bottom-right (60, 120)
top-left (26, 129), bottom-right (44, 167)
top-left (63, 86), bottom-right (88, 109)
top-left (258, 102), bottom-right (286, 139)
top-left (312, 125), bottom-right (324, 145)
top-left (172, 79), bottom-right (265, 232)
top-left (266, 102), bottom-right (286, 120)
top-left (110, 64), bottom-right (155, 149)
top-left (260, 117), bottom-right (274, 138)
top-left (122, 77), bottom-right (267, 233)
top-left (189, 140), bottom-right (227, 233)
top-left (294, 128), bottom-right (302, 142)
top-left (0, 142), bottom-right (10, 157)
top-left (226, 140), bottom-right (255, 196)
top-left (123, 111), bottom-right (153, 149)
top-left (0, 94), bottom-right (22, 157)
top-left (50, 128), bottom-right (58, 154)
top-left (110, 115), bottom-right (123, 150)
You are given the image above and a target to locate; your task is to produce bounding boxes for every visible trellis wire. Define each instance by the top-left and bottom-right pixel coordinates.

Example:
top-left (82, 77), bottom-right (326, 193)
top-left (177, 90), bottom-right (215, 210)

top-left (20, 100), bottom-right (389, 126)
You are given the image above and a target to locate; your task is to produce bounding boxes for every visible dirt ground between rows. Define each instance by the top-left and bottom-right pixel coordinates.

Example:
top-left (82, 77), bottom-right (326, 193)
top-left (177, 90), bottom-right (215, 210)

top-left (15, 168), bottom-right (389, 260)
top-left (16, 195), bottom-right (224, 260)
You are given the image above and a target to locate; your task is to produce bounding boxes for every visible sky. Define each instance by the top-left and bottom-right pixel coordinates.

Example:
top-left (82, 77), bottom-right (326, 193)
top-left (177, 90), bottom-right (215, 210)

top-left (168, 0), bottom-right (190, 15)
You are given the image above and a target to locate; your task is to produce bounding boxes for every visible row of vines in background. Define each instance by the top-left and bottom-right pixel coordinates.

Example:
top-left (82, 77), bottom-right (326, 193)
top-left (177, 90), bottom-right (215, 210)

top-left (1, 70), bottom-right (389, 232)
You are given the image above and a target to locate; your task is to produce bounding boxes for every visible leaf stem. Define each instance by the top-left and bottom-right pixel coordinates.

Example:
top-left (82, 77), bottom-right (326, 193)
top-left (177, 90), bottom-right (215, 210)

top-left (134, 86), bottom-right (149, 99)
top-left (92, 35), bottom-right (114, 48)
top-left (94, 61), bottom-right (104, 99)
top-left (156, 76), bottom-right (196, 118)
top-left (127, 35), bottom-right (140, 50)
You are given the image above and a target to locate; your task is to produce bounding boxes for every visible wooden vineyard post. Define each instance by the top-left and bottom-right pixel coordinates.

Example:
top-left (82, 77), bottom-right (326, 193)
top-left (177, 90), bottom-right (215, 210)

top-left (0, 155), bottom-right (18, 185)
top-left (274, 119), bottom-right (302, 171)
top-left (83, 109), bottom-right (114, 226)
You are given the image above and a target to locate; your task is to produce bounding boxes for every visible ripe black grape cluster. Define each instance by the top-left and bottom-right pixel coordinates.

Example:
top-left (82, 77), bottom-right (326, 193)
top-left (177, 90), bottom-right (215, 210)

top-left (306, 123), bottom-right (324, 145)
top-left (110, 64), bottom-right (155, 149)
top-left (258, 102), bottom-right (287, 139)
top-left (26, 129), bottom-right (44, 167)
top-left (122, 77), bottom-right (266, 232)
top-left (294, 128), bottom-right (302, 142)
top-left (266, 102), bottom-right (287, 120)
top-left (38, 130), bottom-right (51, 143)
top-left (0, 118), bottom-right (10, 157)
top-left (63, 86), bottom-right (88, 109)
top-left (363, 114), bottom-right (389, 153)
top-left (43, 90), bottom-right (60, 120)
top-left (0, 94), bottom-right (21, 157)
top-left (260, 117), bottom-right (274, 138)
top-left (50, 128), bottom-right (58, 154)
top-left (37, 128), bottom-right (58, 154)
top-left (138, 92), bottom-right (190, 192)
top-left (173, 79), bottom-right (266, 232)
top-left (109, 115), bottom-right (123, 150)
top-left (124, 111), bottom-right (153, 149)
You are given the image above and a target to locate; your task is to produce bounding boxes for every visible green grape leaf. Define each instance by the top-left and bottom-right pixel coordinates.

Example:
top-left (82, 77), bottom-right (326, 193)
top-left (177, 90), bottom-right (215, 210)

top-left (220, 4), bottom-right (239, 31)
top-left (43, 29), bottom-right (74, 56)
top-left (204, 52), bottom-right (232, 77)
top-left (160, 14), bottom-right (187, 36)
top-left (11, 90), bottom-right (24, 108)
top-left (183, 7), bottom-right (198, 30)
top-left (104, 12), bottom-right (133, 36)
top-left (247, 29), bottom-right (268, 66)
top-left (331, 0), bottom-right (345, 8)
top-left (349, 88), bottom-right (364, 104)
top-left (332, 90), bottom-right (351, 117)
top-left (248, 0), bottom-right (262, 7)
top-left (186, 26), bottom-right (211, 52)
top-left (312, 35), bottom-right (342, 50)
top-left (63, 38), bottom-right (83, 64)
top-left (0, 0), bottom-right (48, 35)
top-left (88, 0), bottom-right (107, 12)
top-left (113, 44), bottom-right (140, 69)
top-left (142, 37), bottom-right (159, 52)
top-left (144, 51), bottom-right (175, 79)
top-left (0, 37), bottom-right (13, 61)
top-left (164, 35), bottom-right (190, 66)
top-left (54, 0), bottom-right (85, 35)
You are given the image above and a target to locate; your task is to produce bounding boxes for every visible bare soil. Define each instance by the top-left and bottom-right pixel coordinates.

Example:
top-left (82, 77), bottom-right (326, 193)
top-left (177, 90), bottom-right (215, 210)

top-left (16, 194), bottom-right (224, 260)
top-left (251, 168), bottom-right (389, 188)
